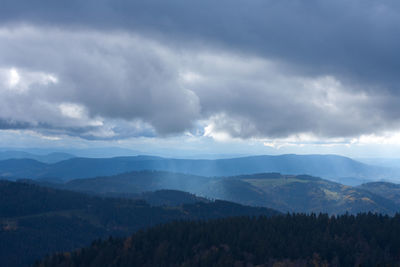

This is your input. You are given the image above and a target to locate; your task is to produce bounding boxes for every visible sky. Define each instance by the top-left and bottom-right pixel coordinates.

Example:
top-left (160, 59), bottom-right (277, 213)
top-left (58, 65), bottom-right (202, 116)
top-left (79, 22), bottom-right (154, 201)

top-left (0, 0), bottom-right (400, 158)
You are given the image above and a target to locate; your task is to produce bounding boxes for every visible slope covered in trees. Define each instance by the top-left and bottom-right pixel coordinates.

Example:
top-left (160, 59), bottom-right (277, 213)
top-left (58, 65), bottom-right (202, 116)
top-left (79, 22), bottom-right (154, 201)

top-left (0, 181), bottom-right (279, 267)
top-left (202, 173), bottom-right (399, 214)
top-left (36, 213), bottom-right (400, 267)
top-left (359, 181), bottom-right (400, 205)
top-left (31, 171), bottom-right (400, 215)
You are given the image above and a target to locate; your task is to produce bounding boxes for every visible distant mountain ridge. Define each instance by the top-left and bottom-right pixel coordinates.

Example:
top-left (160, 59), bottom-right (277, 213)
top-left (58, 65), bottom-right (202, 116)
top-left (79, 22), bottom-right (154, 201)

top-left (0, 154), bottom-right (396, 185)
top-left (0, 151), bottom-right (74, 163)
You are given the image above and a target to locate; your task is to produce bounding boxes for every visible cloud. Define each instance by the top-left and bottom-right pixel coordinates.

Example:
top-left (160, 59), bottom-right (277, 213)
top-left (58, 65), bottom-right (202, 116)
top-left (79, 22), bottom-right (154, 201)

top-left (0, 26), bottom-right (200, 139)
top-left (185, 53), bottom-right (397, 139)
top-left (0, 0), bottom-right (399, 142)
top-left (1, 0), bottom-right (399, 88)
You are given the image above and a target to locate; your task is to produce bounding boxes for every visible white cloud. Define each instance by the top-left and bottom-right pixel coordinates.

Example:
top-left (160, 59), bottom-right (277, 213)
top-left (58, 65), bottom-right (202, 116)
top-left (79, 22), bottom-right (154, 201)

top-left (0, 67), bottom-right (58, 94)
top-left (8, 68), bottom-right (20, 88)
top-left (59, 103), bottom-right (85, 119)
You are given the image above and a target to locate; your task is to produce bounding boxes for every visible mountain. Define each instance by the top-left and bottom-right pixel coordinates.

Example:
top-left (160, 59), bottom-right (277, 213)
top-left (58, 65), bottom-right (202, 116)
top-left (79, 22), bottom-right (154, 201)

top-left (200, 173), bottom-right (399, 214)
top-left (134, 190), bottom-right (209, 206)
top-left (58, 171), bottom-right (212, 195)
top-left (36, 214), bottom-right (400, 267)
top-left (359, 181), bottom-right (400, 205)
top-left (0, 147), bottom-right (141, 158)
top-left (0, 151), bottom-right (74, 163)
top-left (0, 154), bottom-right (395, 184)
top-left (32, 171), bottom-right (400, 215)
top-left (0, 180), bottom-right (278, 267)
top-left (0, 159), bottom-right (48, 179)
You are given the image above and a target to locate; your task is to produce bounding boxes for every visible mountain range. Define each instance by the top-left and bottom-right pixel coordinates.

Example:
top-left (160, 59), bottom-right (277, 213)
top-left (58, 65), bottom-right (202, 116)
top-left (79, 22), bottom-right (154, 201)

top-left (3, 153), bottom-right (400, 266)
top-left (1, 154), bottom-right (398, 185)
top-left (24, 170), bottom-right (400, 215)
top-left (0, 151), bottom-right (74, 164)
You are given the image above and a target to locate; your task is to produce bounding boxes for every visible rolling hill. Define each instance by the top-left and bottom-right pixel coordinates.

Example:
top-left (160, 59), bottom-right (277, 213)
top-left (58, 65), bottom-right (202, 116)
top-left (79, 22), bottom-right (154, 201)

top-left (359, 181), bottom-right (400, 206)
top-left (0, 151), bottom-right (74, 163)
top-left (199, 173), bottom-right (399, 214)
top-left (31, 171), bottom-right (400, 215)
top-left (0, 180), bottom-right (278, 267)
top-left (0, 154), bottom-right (396, 185)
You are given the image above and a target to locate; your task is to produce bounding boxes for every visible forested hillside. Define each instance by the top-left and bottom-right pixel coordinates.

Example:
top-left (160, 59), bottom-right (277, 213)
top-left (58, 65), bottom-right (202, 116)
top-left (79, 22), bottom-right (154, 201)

top-left (359, 181), bottom-right (400, 205)
top-left (36, 213), bottom-right (400, 267)
top-left (0, 181), bottom-right (278, 267)
top-left (32, 171), bottom-right (400, 215)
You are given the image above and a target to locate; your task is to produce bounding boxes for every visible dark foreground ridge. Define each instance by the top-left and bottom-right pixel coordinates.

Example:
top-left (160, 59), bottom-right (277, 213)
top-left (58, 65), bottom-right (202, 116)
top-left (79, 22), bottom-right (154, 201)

top-left (0, 180), bottom-right (278, 267)
top-left (36, 213), bottom-right (400, 267)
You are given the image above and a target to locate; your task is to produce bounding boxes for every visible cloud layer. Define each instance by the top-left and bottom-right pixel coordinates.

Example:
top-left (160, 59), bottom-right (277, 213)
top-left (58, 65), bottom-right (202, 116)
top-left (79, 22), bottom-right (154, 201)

top-left (0, 1), bottom-right (399, 141)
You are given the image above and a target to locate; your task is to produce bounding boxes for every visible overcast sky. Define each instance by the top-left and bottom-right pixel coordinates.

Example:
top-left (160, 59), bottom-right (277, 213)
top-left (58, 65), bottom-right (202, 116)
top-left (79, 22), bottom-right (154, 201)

top-left (1, 0), bottom-right (400, 158)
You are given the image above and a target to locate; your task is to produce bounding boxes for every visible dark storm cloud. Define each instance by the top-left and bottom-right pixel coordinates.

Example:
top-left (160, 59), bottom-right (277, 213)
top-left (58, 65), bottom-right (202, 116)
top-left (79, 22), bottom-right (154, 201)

top-left (0, 119), bottom-right (31, 130)
top-left (0, 0), bottom-right (400, 140)
top-left (1, 0), bottom-right (399, 88)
